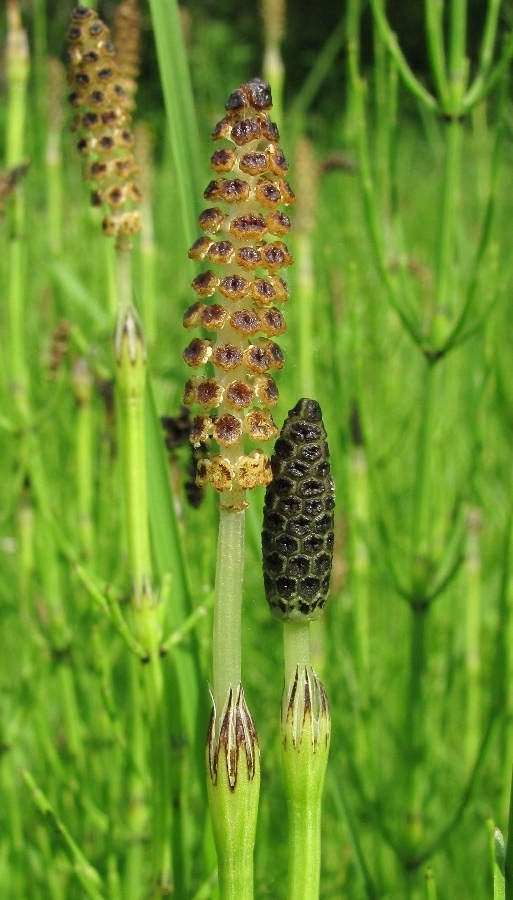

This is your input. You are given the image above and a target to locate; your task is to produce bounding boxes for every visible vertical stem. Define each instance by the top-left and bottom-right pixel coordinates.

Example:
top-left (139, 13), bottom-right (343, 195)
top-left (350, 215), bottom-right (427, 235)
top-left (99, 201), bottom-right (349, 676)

top-left (296, 230), bottom-right (315, 398)
top-left (73, 359), bottom-right (94, 562)
top-left (403, 603), bottom-right (429, 856)
top-left (5, 4), bottom-right (30, 416)
top-left (115, 256), bottom-right (173, 895)
top-left (410, 358), bottom-right (437, 580)
top-left (212, 507), bottom-right (245, 721)
top-left (283, 621), bottom-right (311, 686)
top-left (433, 119), bottom-right (462, 331)
top-left (464, 507), bottom-right (481, 769)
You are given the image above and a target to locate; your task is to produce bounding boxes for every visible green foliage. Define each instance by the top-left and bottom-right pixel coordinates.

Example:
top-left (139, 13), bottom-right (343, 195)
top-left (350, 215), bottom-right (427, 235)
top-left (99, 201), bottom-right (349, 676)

top-left (1, 0), bottom-right (513, 897)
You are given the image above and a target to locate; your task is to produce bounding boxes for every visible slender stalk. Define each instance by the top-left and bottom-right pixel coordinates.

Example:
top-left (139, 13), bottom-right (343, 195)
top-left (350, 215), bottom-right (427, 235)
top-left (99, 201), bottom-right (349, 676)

top-left (212, 507), bottom-right (245, 726)
top-left (410, 358), bottom-right (437, 579)
top-left (505, 769), bottom-right (513, 898)
top-left (283, 621), bottom-right (311, 688)
top-left (448, 0), bottom-right (468, 111)
top-left (463, 507), bottom-right (481, 769)
top-left (281, 662), bottom-right (330, 900)
top-left (425, 0), bottom-right (449, 107)
top-left (116, 303), bottom-right (173, 895)
top-left (432, 119), bottom-right (462, 334)
top-left (403, 603), bottom-right (428, 857)
top-left (72, 359), bottom-right (94, 562)
top-left (5, 1), bottom-right (30, 418)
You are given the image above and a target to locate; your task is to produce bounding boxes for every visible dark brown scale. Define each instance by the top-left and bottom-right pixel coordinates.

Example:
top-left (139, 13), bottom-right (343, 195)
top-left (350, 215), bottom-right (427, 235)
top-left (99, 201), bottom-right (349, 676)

top-left (268, 342), bottom-right (284, 369)
top-left (188, 237), bottom-right (212, 260)
top-left (219, 274), bottom-right (250, 301)
top-left (214, 414), bottom-right (243, 445)
top-left (245, 345), bottom-right (272, 373)
top-left (229, 213), bottom-right (267, 240)
top-left (198, 207), bottom-right (225, 233)
top-left (208, 241), bottom-right (234, 264)
top-left (239, 151), bottom-right (269, 175)
top-left (261, 119), bottom-right (280, 142)
top-left (262, 243), bottom-right (287, 269)
top-left (68, 25), bottom-right (83, 41)
top-left (183, 338), bottom-right (212, 367)
top-left (266, 210), bottom-right (291, 236)
top-left (226, 381), bottom-right (254, 409)
top-left (73, 5), bottom-right (95, 18)
top-left (255, 182), bottom-right (282, 208)
top-left (251, 278), bottom-right (276, 305)
top-left (201, 304), bottom-right (228, 330)
top-left (204, 178), bottom-right (250, 203)
top-left (231, 118), bottom-right (262, 145)
top-left (236, 246), bottom-right (262, 269)
top-left (192, 271), bottom-right (219, 297)
top-left (101, 110), bottom-right (120, 126)
top-left (197, 379), bottom-right (223, 409)
top-left (262, 399), bottom-right (334, 622)
top-left (88, 20), bottom-right (105, 37)
top-left (211, 118), bottom-right (232, 141)
top-left (268, 147), bottom-right (289, 176)
top-left (246, 78), bottom-right (273, 110)
top-left (68, 91), bottom-right (82, 108)
top-left (210, 148), bottom-right (236, 172)
top-left (261, 308), bottom-right (286, 336)
top-left (82, 111), bottom-right (100, 128)
top-left (230, 309), bottom-right (261, 335)
top-left (212, 343), bottom-right (243, 370)
top-left (88, 89), bottom-right (105, 105)
top-left (99, 135), bottom-right (115, 150)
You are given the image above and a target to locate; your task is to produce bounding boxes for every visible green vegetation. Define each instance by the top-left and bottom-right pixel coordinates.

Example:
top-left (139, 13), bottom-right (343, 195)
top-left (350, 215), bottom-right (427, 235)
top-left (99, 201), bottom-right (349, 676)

top-left (2, 0), bottom-right (513, 896)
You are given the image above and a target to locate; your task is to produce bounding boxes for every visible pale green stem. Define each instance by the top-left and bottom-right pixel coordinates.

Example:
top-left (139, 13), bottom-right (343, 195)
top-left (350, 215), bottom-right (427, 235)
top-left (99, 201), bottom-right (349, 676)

top-left (296, 231), bottom-right (315, 397)
top-left (464, 509), bottom-right (481, 770)
top-left (212, 507), bottom-right (245, 723)
top-left (432, 119), bottom-right (462, 334)
top-left (114, 249), bottom-right (173, 895)
top-left (448, 0), bottom-right (468, 111)
top-left (425, 0), bottom-right (449, 106)
top-left (505, 768), bottom-right (513, 897)
top-left (6, 5), bottom-right (29, 416)
top-left (403, 604), bottom-right (428, 856)
top-left (283, 621), bottom-right (311, 686)
top-left (73, 360), bottom-right (94, 562)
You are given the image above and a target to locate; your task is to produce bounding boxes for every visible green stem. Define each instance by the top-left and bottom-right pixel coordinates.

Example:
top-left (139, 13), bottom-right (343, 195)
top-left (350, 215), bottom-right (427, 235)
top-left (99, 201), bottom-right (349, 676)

top-left (296, 231), bottom-right (315, 398)
top-left (280, 662), bottom-right (330, 900)
top-left (283, 621), bottom-right (311, 686)
top-left (410, 358), bottom-right (437, 585)
top-left (212, 507), bottom-right (245, 723)
top-left (115, 255), bottom-right (173, 894)
top-left (464, 508), bottom-right (481, 770)
top-left (448, 0), bottom-right (468, 111)
top-left (403, 603), bottom-right (429, 857)
top-left (505, 769), bottom-right (513, 897)
top-left (73, 359), bottom-right (94, 562)
top-left (432, 118), bottom-right (462, 336)
top-left (425, 0), bottom-right (449, 106)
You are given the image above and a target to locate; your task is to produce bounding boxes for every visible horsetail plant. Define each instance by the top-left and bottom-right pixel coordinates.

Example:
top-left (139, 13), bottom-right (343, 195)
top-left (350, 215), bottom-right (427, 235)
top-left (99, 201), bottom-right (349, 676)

top-left (183, 77), bottom-right (294, 898)
top-left (262, 398), bottom-right (334, 900)
top-left (66, 7), bottom-right (173, 894)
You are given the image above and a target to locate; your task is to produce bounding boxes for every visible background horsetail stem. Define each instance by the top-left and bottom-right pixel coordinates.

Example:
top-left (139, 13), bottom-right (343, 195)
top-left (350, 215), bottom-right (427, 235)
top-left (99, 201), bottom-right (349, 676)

top-left (6, 0), bottom-right (30, 416)
top-left (66, 8), bottom-right (173, 894)
top-left (263, 399), bottom-right (335, 900)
